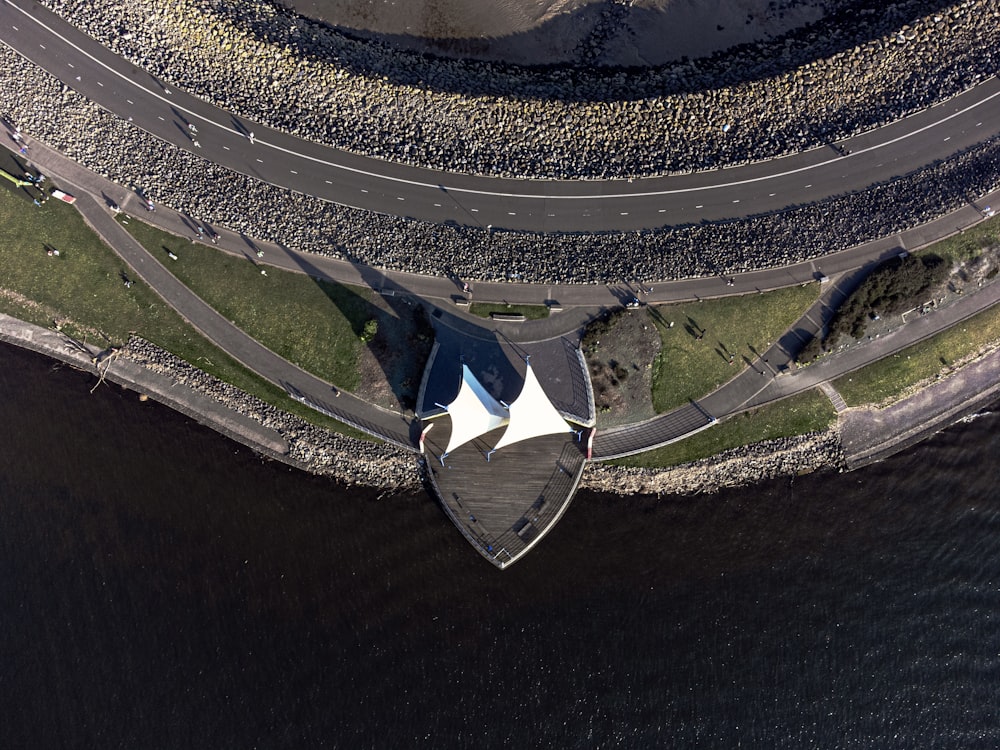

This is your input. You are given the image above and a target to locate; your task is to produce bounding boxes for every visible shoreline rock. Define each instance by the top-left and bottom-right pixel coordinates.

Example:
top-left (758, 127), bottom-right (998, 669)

top-left (35, 0), bottom-right (1000, 180)
top-left (119, 336), bottom-right (420, 490)
top-left (3, 5), bottom-right (998, 495)
top-left (583, 431), bottom-right (847, 496)
top-left (3, 43), bottom-right (1000, 287)
top-left (1, 310), bottom-right (993, 499)
top-left (2, 311), bottom-right (848, 496)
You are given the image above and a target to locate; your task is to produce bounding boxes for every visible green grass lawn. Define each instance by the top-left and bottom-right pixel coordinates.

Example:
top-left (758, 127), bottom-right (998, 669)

top-left (919, 212), bottom-right (1000, 265)
top-left (609, 389), bottom-right (836, 468)
top-left (834, 302), bottom-right (1000, 407)
top-left (7, 140), bottom-right (995, 460)
top-left (0, 177), bottom-right (195, 347)
top-left (119, 217), bottom-right (374, 391)
top-left (0, 174), bottom-right (369, 439)
top-left (468, 301), bottom-right (550, 320)
top-left (649, 284), bottom-right (819, 412)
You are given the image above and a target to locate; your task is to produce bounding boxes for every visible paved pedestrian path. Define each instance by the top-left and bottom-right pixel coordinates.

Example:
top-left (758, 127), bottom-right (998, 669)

top-left (838, 346), bottom-right (1000, 467)
top-left (818, 382), bottom-right (848, 413)
top-left (750, 278), bottom-right (1000, 409)
top-left (594, 272), bottom-right (1000, 458)
top-left (72, 190), bottom-right (416, 448)
top-left (9, 138), bottom-right (1000, 460)
top-left (10, 138), bottom-right (1000, 344)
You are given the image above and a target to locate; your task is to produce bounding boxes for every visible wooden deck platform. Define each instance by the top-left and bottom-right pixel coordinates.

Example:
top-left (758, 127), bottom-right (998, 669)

top-left (423, 418), bottom-right (587, 569)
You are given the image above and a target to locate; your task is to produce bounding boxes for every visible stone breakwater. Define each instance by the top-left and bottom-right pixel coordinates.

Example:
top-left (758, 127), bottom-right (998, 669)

top-left (123, 336), bottom-right (420, 490)
top-left (122, 334), bottom-right (846, 497)
top-left (584, 431), bottom-right (847, 496)
top-left (37, 0), bottom-right (999, 179)
top-left (4, 44), bottom-right (1000, 285)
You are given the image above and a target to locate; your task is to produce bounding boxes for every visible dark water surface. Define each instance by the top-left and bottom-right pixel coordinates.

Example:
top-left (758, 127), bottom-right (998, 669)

top-left (2, 341), bottom-right (1000, 748)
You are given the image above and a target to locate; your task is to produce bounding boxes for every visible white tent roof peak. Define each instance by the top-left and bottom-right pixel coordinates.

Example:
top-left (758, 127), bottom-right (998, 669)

top-left (443, 364), bottom-right (509, 454)
top-left (493, 361), bottom-right (571, 451)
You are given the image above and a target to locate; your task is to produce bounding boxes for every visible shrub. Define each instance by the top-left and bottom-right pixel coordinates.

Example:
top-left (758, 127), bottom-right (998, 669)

top-left (797, 334), bottom-right (825, 364)
top-left (824, 254), bottom-right (947, 348)
top-left (360, 318), bottom-right (378, 343)
top-left (582, 308), bottom-right (626, 353)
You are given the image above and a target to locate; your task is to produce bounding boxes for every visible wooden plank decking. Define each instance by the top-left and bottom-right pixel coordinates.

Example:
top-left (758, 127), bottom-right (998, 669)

top-left (423, 418), bottom-right (587, 568)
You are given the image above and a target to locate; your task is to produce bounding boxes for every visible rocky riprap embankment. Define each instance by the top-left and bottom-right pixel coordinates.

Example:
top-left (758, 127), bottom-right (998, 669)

top-left (3, 42), bottom-right (1000, 285)
top-left (121, 334), bottom-right (843, 495)
top-left (583, 431), bottom-right (847, 496)
top-left (121, 333), bottom-right (847, 496)
top-left (36, 0), bottom-right (1000, 179)
top-left (123, 337), bottom-right (419, 489)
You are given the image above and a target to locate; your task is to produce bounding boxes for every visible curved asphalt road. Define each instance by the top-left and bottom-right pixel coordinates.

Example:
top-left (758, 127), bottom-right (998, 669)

top-left (2, 0), bottom-right (1000, 234)
top-left (16, 135), bottom-right (1000, 458)
top-left (5, 1), bottom-right (1000, 459)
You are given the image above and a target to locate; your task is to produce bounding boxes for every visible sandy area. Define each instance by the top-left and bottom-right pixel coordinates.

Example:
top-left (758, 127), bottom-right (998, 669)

top-left (280, 0), bottom-right (832, 67)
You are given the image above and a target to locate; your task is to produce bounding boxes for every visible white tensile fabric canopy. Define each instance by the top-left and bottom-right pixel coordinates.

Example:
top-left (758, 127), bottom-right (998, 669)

top-left (493, 361), bottom-right (571, 451)
top-left (443, 364), bottom-right (509, 454)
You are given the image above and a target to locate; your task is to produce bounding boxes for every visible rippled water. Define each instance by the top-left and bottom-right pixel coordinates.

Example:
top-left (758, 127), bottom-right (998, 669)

top-left (2, 341), bottom-right (999, 747)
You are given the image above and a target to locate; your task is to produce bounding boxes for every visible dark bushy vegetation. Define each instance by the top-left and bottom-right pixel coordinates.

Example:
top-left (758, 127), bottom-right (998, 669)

top-left (798, 334), bottom-right (826, 363)
top-left (582, 308), bottom-right (626, 354)
top-left (798, 254), bottom-right (948, 362)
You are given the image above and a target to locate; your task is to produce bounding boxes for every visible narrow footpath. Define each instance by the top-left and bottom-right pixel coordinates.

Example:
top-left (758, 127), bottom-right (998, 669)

top-left (8, 139), bottom-right (1000, 462)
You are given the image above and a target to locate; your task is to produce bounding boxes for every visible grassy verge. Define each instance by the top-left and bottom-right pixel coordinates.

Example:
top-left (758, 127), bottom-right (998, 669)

top-left (917, 212), bottom-right (1000, 265)
top-left (0, 172), bottom-right (369, 439)
top-left (118, 216), bottom-right (372, 391)
top-left (833, 302), bottom-right (1000, 407)
top-left (468, 301), bottom-right (550, 320)
top-left (608, 389), bottom-right (836, 468)
top-left (649, 284), bottom-right (819, 412)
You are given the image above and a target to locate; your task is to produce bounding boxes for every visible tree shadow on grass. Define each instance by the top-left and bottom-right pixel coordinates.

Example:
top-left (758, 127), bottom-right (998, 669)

top-left (280, 247), bottom-right (437, 415)
top-left (0, 148), bottom-right (44, 203)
